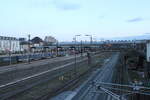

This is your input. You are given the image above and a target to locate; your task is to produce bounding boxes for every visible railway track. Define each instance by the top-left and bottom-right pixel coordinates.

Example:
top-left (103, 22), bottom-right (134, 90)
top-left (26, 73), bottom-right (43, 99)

top-left (0, 58), bottom-right (87, 100)
top-left (71, 53), bottom-right (120, 100)
top-left (35, 66), bottom-right (92, 100)
top-left (35, 53), bottom-right (107, 100)
top-left (0, 54), bottom-right (86, 86)
top-left (0, 52), bottom-right (110, 100)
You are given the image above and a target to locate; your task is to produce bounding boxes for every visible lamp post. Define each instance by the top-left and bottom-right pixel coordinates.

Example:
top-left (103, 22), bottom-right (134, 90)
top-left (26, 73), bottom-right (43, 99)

top-left (74, 35), bottom-right (81, 76)
top-left (85, 35), bottom-right (93, 51)
top-left (85, 35), bottom-right (92, 45)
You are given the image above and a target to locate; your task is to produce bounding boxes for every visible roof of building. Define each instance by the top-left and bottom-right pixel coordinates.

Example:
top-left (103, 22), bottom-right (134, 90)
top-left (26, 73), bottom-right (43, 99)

top-left (0, 36), bottom-right (18, 40)
top-left (31, 37), bottom-right (43, 44)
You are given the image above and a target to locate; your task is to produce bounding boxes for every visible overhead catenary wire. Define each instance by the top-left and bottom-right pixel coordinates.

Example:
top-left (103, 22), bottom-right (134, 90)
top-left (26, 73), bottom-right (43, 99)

top-left (101, 85), bottom-right (150, 96)
top-left (96, 82), bottom-right (150, 90)
top-left (94, 82), bottom-right (150, 98)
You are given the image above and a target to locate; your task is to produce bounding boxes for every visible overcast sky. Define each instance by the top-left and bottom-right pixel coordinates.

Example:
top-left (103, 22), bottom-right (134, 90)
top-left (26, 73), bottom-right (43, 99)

top-left (0, 0), bottom-right (150, 41)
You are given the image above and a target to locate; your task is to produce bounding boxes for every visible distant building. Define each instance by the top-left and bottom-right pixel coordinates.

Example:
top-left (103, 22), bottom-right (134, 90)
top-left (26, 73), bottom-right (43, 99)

top-left (0, 36), bottom-right (20, 53)
top-left (20, 41), bottom-right (29, 52)
top-left (19, 38), bottom-right (29, 52)
top-left (44, 36), bottom-right (57, 45)
top-left (19, 38), bottom-right (26, 42)
top-left (31, 37), bottom-right (44, 47)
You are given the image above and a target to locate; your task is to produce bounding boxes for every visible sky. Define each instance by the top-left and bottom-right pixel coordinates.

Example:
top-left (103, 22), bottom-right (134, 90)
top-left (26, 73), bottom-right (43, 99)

top-left (0, 0), bottom-right (150, 41)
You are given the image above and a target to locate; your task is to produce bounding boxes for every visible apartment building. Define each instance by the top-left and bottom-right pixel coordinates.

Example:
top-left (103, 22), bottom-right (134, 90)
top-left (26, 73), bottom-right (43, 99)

top-left (0, 36), bottom-right (20, 53)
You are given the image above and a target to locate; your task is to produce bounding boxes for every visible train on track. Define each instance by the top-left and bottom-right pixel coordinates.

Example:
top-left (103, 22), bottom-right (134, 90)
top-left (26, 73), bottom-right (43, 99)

top-left (0, 51), bottom-right (66, 66)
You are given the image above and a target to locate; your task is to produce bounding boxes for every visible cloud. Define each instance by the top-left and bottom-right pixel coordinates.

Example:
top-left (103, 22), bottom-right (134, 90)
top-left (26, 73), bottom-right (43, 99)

top-left (52, 0), bottom-right (81, 11)
top-left (127, 17), bottom-right (144, 22)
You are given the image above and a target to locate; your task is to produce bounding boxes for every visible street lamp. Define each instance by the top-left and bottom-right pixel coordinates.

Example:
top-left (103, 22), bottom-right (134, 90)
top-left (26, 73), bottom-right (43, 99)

top-left (85, 35), bottom-right (93, 51)
top-left (85, 35), bottom-right (93, 45)
top-left (74, 34), bottom-right (81, 76)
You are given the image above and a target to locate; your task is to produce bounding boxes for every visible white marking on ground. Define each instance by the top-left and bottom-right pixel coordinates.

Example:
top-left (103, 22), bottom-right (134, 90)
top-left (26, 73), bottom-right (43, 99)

top-left (0, 59), bottom-right (87, 88)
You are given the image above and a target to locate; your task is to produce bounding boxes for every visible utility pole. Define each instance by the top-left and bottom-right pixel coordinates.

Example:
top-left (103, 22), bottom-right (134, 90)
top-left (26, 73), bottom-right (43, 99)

top-left (9, 37), bottom-right (12, 65)
top-left (56, 41), bottom-right (59, 57)
top-left (75, 37), bottom-right (77, 76)
top-left (81, 40), bottom-right (83, 57)
top-left (90, 35), bottom-right (93, 45)
top-left (74, 35), bottom-right (81, 76)
top-left (28, 34), bottom-right (31, 64)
